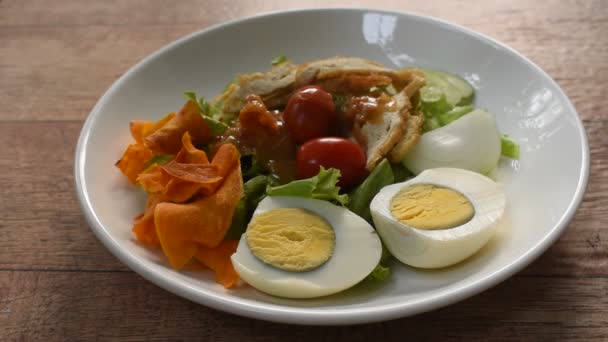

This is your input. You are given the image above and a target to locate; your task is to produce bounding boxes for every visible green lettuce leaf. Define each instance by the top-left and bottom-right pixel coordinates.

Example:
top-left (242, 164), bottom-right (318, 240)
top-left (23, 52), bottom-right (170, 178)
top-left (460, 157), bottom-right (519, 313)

top-left (184, 91), bottom-right (200, 106)
top-left (437, 105), bottom-right (474, 126)
top-left (203, 117), bottom-right (228, 136)
top-left (348, 159), bottom-right (394, 223)
top-left (365, 242), bottom-right (393, 282)
top-left (380, 241), bottom-right (392, 265)
top-left (390, 162), bottom-right (414, 183)
top-left (501, 134), bottom-right (520, 159)
top-left (366, 263), bottom-right (390, 282)
top-left (271, 55), bottom-right (288, 66)
top-left (266, 167), bottom-right (349, 206)
top-left (224, 176), bottom-right (269, 240)
top-left (240, 154), bottom-right (265, 181)
top-left (144, 154), bottom-right (174, 169)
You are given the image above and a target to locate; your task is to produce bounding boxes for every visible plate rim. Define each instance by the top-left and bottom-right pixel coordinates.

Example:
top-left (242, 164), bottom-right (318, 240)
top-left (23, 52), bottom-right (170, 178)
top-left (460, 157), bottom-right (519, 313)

top-left (74, 7), bottom-right (590, 325)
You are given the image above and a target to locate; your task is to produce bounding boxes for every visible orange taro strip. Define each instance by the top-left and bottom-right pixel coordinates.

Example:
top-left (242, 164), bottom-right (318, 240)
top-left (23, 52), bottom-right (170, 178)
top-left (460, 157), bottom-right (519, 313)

top-left (175, 131), bottom-right (209, 164)
top-left (144, 100), bottom-right (212, 155)
top-left (117, 112), bottom-right (176, 184)
top-left (115, 144), bottom-right (153, 184)
top-left (162, 142), bottom-right (239, 201)
top-left (209, 143), bottom-right (241, 180)
top-left (136, 164), bottom-right (170, 194)
top-left (137, 133), bottom-right (226, 203)
top-left (161, 162), bottom-right (221, 184)
top-left (162, 143), bottom-right (239, 191)
top-left (130, 120), bottom-right (154, 145)
top-left (132, 194), bottom-right (163, 245)
top-left (195, 240), bottom-right (240, 288)
top-left (154, 162), bottom-right (243, 269)
top-left (137, 132), bottom-right (206, 191)
top-left (160, 162), bottom-right (222, 203)
top-left (130, 112), bottom-right (176, 144)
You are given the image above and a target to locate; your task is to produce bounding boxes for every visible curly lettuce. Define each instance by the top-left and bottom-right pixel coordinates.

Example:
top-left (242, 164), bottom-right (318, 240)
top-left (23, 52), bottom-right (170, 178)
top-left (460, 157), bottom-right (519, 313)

top-left (266, 167), bottom-right (349, 206)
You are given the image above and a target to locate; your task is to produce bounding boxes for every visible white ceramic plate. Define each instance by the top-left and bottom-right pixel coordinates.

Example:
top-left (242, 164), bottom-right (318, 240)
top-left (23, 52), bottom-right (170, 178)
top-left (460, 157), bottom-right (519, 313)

top-left (75, 8), bottom-right (589, 325)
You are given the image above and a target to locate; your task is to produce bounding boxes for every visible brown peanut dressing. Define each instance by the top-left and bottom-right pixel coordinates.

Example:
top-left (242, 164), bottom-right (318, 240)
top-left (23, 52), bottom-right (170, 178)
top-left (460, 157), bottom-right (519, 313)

top-left (217, 95), bottom-right (297, 183)
top-left (215, 92), bottom-right (393, 182)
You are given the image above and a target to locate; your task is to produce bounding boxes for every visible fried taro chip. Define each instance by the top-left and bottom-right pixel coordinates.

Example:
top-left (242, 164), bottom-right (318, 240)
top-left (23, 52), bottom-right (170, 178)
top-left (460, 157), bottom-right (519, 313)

top-left (116, 112), bottom-right (176, 184)
top-left (115, 143), bottom-right (154, 184)
top-left (137, 136), bottom-right (238, 202)
top-left (154, 163), bottom-right (243, 269)
top-left (132, 194), bottom-right (163, 245)
top-left (144, 100), bottom-right (212, 155)
top-left (130, 113), bottom-right (176, 144)
top-left (195, 240), bottom-right (240, 288)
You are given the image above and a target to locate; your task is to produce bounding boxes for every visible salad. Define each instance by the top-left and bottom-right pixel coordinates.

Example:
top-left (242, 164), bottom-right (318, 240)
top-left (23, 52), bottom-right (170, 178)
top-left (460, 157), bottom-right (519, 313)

top-left (115, 57), bottom-right (517, 298)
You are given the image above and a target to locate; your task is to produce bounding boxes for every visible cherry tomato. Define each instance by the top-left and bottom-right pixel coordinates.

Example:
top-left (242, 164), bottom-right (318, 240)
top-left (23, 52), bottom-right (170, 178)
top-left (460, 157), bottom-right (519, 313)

top-left (297, 137), bottom-right (367, 188)
top-left (283, 85), bottom-right (336, 144)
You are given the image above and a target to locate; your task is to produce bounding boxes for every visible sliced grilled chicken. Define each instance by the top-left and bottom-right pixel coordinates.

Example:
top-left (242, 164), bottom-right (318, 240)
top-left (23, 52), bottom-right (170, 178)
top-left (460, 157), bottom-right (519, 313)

top-left (214, 57), bottom-right (425, 170)
top-left (388, 71), bottom-right (426, 162)
top-left (295, 57), bottom-right (398, 94)
top-left (215, 62), bottom-right (297, 118)
top-left (388, 111), bottom-right (424, 162)
top-left (215, 57), bottom-right (418, 118)
top-left (354, 90), bottom-right (410, 170)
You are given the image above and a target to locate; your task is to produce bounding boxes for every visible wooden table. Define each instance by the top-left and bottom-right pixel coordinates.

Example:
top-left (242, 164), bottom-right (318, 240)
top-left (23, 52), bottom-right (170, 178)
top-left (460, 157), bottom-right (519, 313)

top-left (1, 0), bottom-right (606, 340)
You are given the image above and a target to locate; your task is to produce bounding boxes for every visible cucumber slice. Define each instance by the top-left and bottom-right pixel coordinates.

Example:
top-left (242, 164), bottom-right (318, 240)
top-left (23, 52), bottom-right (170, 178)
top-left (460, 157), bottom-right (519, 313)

top-left (420, 86), bottom-right (451, 117)
top-left (422, 69), bottom-right (475, 106)
top-left (423, 71), bottom-right (459, 106)
top-left (437, 104), bottom-right (474, 126)
top-left (444, 72), bottom-right (475, 105)
top-left (405, 67), bottom-right (477, 132)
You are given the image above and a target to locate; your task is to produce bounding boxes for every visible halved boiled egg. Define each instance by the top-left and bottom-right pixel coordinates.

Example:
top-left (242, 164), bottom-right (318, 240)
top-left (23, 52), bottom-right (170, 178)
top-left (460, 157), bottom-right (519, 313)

top-left (403, 109), bottom-right (501, 175)
top-left (231, 196), bottom-right (382, 298)
top-left (370, 168), bottom-right (505, 268)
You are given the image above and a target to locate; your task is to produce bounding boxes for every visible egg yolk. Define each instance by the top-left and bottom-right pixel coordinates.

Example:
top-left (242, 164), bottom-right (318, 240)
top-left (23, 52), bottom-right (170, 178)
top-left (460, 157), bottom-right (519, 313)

top-left (390, 183), bottom-right (474, 230)
top-left (246, 208), bottom-right (335, 272)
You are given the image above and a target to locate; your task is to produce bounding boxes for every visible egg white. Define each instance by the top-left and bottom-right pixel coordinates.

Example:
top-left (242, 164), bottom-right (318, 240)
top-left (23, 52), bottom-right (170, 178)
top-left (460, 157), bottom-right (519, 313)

top-left (231, 196), bottom-right (382, 299)
top-left (403, 109), bottom-right (501, 175)
top-left (370, 168), bottom-right (505, 268)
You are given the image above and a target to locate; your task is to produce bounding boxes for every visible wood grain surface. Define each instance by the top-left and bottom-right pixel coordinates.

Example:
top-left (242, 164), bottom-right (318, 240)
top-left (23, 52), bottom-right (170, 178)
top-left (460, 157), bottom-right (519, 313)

top-left (1, 0), bottom-right (606, 340)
